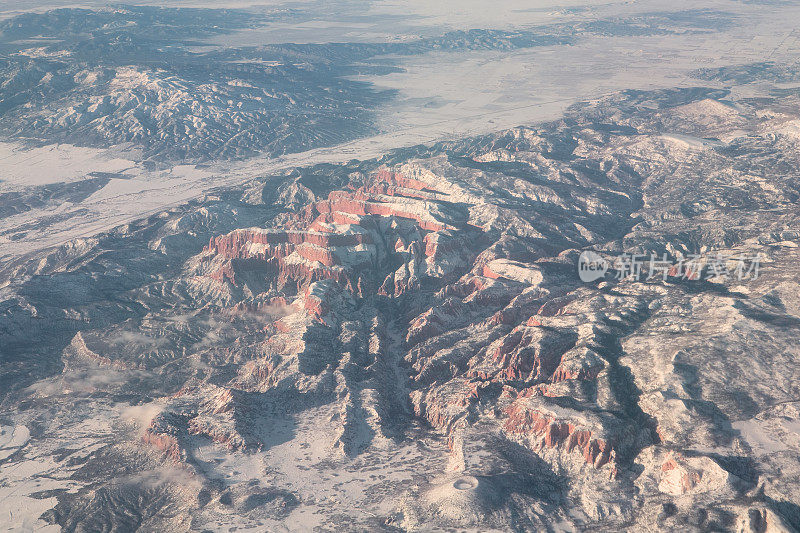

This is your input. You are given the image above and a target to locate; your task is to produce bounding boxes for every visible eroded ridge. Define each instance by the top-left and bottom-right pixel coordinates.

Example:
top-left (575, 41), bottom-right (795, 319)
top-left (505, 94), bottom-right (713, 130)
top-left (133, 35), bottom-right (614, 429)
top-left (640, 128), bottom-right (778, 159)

top-left (5, 88), bottom-right (800, 531)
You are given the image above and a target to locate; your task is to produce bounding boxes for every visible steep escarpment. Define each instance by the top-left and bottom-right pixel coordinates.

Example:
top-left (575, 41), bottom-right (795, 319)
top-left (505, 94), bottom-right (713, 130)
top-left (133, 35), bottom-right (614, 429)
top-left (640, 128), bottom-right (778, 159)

top-left (4, 88), bottom-right (800, 531)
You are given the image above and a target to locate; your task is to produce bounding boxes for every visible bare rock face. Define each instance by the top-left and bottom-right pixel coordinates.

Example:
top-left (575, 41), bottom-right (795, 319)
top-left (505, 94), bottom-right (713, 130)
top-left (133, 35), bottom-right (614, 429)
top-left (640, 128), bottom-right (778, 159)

top-left (660, 453), bottom-right (725, 496)
top-left (5, 87), bottom-right (800, 532)
top-left (197, 166), bottom-right (492, 303)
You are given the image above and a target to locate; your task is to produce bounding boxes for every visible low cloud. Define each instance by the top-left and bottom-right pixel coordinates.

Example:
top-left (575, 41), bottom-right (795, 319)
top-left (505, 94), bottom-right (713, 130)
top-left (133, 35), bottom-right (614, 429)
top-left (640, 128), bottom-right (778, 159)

top-left (118, 401), bottom-right (165, 434)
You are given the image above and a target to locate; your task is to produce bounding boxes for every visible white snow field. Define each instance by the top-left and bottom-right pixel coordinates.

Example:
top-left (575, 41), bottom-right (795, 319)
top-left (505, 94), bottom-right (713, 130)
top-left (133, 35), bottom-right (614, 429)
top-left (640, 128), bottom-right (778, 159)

top-left (0, 1), bottom-right (798, 267)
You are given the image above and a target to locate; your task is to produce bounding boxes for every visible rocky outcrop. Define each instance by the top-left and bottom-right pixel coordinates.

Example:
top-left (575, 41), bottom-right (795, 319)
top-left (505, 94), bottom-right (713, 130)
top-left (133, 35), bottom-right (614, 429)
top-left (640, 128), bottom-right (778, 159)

top-left (502, 402), bottom-right (617, 470)
top-left (196, 166), bottom-right (479, 299)
top-left (13, 86), bottom-right (800, 532)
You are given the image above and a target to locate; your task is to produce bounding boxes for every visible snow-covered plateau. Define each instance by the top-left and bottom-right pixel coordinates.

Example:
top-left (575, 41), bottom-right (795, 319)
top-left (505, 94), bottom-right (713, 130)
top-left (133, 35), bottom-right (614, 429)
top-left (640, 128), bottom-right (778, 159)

top-left (2, 2), bottom-right (800, 532)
